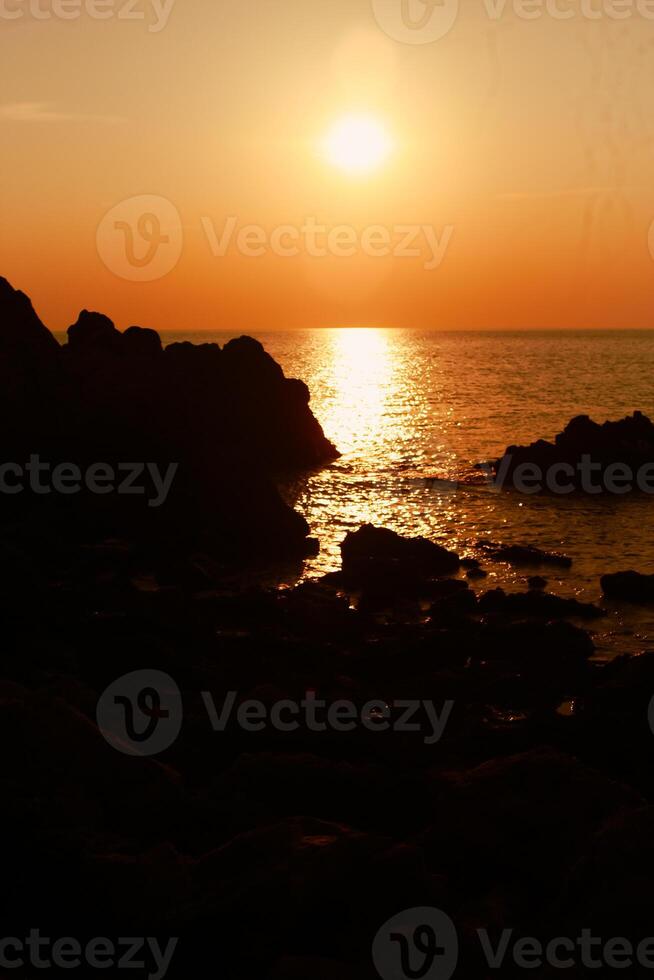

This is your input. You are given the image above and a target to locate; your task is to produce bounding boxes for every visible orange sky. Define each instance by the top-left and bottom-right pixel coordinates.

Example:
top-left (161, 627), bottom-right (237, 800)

top-left (2, 0), bottom-right (654, 330)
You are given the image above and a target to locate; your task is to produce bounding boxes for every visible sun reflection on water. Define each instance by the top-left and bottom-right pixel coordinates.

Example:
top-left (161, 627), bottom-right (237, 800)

top-left (291, 328), bottom-right (462, 568)
top-left (319, 328), bottom-right (393, 457)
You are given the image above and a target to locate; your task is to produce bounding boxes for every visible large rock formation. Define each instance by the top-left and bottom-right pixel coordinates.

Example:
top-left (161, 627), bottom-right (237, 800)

top-left (0, 278), bottom-right (338, 561)
top-left (494, 411), bottom-right (654, 492)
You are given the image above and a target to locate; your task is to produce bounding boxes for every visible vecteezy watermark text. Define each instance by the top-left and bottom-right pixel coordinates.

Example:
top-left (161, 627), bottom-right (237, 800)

top-left (96, 195), bottom-right (455, 282)
top-left (201, 216), bottom-right (454, 271)
top-left (202, 690), bottom-right (454, 745)
top-left (0, 0), bottom-right (175, 31)
top-left (372, 0), bottom-right (654, 46)
top-left (373, 907), bottom-right (654, 979)
top-left (0, 932), bottom-right (177, 978)
top-left (477, 454), bottom-right (654, 495)
top-left (0, 456), bottom-right (178, 508)
top-left (97, 670), bottom-right (455, 755)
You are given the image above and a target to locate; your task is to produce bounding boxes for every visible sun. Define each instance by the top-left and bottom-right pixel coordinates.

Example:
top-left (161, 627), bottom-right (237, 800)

top-left (322, 114), bottom-right (393, 175)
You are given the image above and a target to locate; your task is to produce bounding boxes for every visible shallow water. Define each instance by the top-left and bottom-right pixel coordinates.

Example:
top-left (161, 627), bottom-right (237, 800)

top-left (168, 328), bottom-right (654, 657)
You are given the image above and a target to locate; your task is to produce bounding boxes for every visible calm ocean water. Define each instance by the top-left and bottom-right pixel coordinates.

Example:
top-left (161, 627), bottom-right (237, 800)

top-left (169, 329), bottom-right (654, 655)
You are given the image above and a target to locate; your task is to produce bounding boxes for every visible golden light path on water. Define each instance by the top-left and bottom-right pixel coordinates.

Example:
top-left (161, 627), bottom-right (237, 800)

top-left (319, 328), bottom-right (392, 456)
top-left (285, 328), bottom-right (463, 578)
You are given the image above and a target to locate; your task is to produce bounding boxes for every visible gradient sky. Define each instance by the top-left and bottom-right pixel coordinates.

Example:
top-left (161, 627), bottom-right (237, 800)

top-left (2, 0), bottom-right (654, 330)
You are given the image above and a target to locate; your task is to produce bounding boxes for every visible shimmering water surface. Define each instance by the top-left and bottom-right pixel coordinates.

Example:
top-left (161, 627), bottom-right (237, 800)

top-left (166, 328), bottom-right (654, 657)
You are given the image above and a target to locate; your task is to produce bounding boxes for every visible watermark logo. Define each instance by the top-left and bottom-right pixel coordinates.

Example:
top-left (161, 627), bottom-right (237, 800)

top-left (372, 0), bottom-right (654, 44)
top-left (96, 195), bottom-right (183, 282)
top-left (647, 694), bottom-right (654, 736)
top-left (371, 0), bottom-right (459, 44)
top-left (373, 907), bottom-right (459, 980)
top-left (97, 669), bottom-right (183, 756)
top-left (98, 678), bottom-right (455, 756)
top-left (201, 216), bottom-right (454, 271)
top-left (373, 907), bottom-right (654, 974)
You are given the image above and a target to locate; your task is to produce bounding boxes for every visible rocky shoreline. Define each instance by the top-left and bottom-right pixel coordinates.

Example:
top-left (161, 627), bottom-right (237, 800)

top-left (2, 280), bottom-right (654, 978)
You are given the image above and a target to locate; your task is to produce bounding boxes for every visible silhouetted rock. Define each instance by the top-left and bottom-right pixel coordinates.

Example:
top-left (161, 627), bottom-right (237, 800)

top-left (494, 411), bottom-right (654, 493)
top-left (601, 570), bottom-right (654, 603)
top-left (429, 585), bottom-right (477, 622)
top-left (421, 748), bottom-right (641, 920)
top-left (67, 309), bottom-right (122, 352)
top-left (528, 575), bottom-right (548, 589)
top-left (477, 539), bottom-right (572, 568)
top-left (340, 524), bottom-right (460, 592)
top-left (480, 619), bottom-right (595, 670)
top-left (552, 806), bottom-right (654, 952)
top-left (0, 276), bottom-right (59, 359)
top-left (0, 277), bottom-right (339, 561)
top-left (123, 325), bottom-right (163, 355)
top-left (478, 588), bottom-right (604, 620)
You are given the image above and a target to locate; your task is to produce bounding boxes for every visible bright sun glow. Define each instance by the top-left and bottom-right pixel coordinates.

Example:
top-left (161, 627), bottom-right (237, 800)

top-left (322, 114), bottom-right (393, 175)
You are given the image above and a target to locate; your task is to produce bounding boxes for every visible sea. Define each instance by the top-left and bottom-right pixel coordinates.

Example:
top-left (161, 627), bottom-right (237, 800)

top-left (165, 328), bottom-right (654, 657)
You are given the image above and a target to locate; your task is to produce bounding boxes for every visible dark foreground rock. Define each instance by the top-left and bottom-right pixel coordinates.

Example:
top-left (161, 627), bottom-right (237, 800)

top-left (339, 523), bottom-right (460, 594)
top-left (0, 277), bottom-right (339, 561)
top-left (478, 587), bottom-right (604, 620)
top-left (0, 512), bottom-right (648, 978)
top-left (0, 283), bottom-right (650, 978)
top-left (601, 570), bottom-right (654, 604)
top-left (477, 540), bottom-right (572, 568)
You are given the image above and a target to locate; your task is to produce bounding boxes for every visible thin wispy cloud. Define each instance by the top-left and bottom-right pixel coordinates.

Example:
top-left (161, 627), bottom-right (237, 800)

top-left (0, 102), bottom-right (124, 124)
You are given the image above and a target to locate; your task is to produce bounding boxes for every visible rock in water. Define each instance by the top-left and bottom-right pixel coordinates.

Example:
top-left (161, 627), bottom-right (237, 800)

top-left (477, 539), bottom-right (572, 568)
top-left (601, 570), bottom-right (654, 604)
top-left (494, 411), bottom-right (654, 493)
top-left (340, 523), bottom-right (460, 592)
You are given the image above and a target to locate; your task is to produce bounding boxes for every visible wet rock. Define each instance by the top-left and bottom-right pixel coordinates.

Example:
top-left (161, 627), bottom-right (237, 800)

top-left (477, 539), bottom-right (572, 568)
top-left (429, 587), bottom-right (477, 623)
top-left (475, 620), bottom-right (595, 701)
top-left (601, 570), bottom-right (654, 604)
top-left (278, 582), bottom-right (356, 636)
top-left (466, 567), bottom-right (487, 580)
top-left (340, 525), bottom-right (460, 593)
top-left (528, 575), bottom-right (548, 589)
top-left (426, 578), bottom-right (469, 600)
top-left (478, 588), bottom-right (604, 620)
